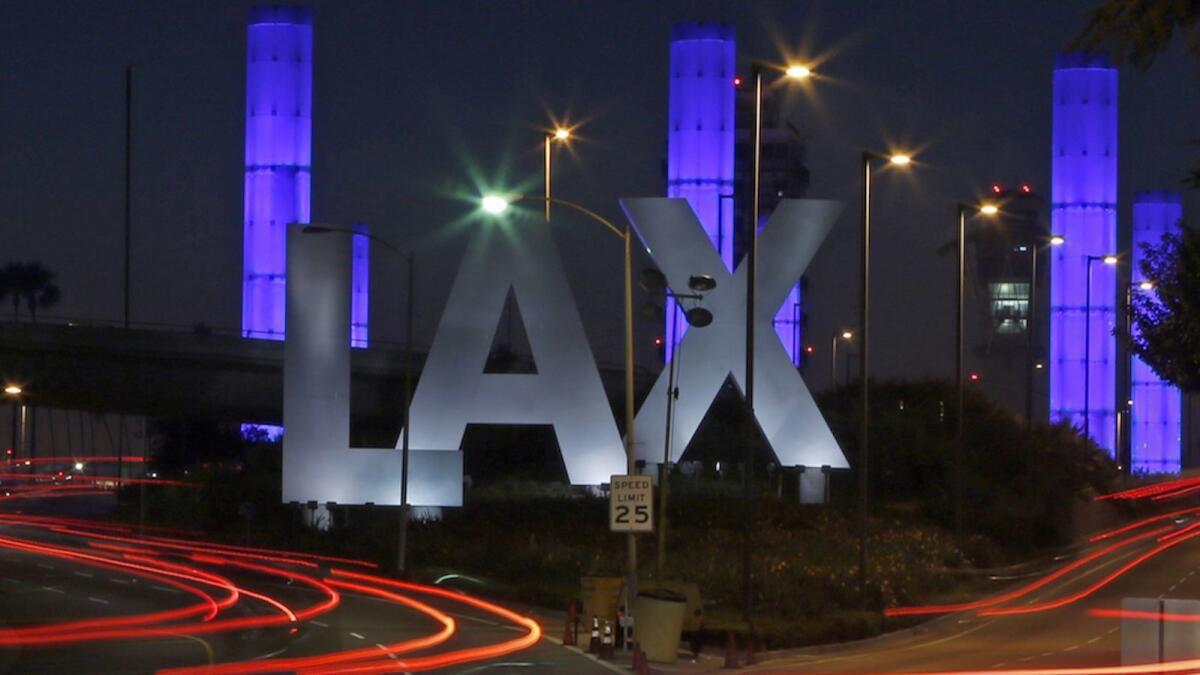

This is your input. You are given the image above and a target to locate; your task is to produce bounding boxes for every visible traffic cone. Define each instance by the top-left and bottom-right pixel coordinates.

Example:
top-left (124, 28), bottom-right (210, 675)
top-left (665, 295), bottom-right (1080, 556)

top-left (563, 602), bottom-right (577, 646)
top-left (632, 643), bottom-right (651, 675)
top-left (601, 620), bottom-right (615, 660)
top-left (588, 616), bottom-right (600, 653)
top-left (723, 631), bottom-right (740, 669)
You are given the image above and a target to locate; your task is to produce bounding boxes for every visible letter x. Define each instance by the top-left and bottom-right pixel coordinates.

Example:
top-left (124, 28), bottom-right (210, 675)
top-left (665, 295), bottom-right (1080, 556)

top-left (620, 197), bottom-right (849, 469)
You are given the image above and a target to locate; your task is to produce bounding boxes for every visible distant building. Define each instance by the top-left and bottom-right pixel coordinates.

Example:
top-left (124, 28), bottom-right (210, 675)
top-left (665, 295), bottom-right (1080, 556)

top-left (965, 183), bottom-right (1051, 420)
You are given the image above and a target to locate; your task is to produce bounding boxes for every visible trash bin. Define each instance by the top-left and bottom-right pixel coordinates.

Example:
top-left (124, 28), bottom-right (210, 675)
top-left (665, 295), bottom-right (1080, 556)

top-left (633, 589), bottom-right (687, 663)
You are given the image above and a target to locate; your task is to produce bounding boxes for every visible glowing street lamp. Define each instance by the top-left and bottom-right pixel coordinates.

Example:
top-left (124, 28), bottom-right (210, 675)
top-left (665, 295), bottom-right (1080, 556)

top-left (831, 330), bottom-right (853, 388)
top-left (785, 64), bottom-right (812, 79)
top-left (1084, 253), bottom-right (1119, 443)
top-left (3, 386), bottom-right (20, 396)
top-left (481, 195), bottom-right (510, 215)
top-left (544, 126), bottom-right (574, 221)
top-left (857, 149), bottom-right (915, 590)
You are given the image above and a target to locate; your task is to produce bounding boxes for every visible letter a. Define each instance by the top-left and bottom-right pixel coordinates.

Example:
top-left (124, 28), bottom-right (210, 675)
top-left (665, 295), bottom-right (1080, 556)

top-left (404, 218), bottom-right (626, 485)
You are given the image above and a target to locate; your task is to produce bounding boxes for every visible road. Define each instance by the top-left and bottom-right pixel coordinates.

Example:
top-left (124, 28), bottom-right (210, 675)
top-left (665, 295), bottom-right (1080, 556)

top-left (0, 494), bottom-right (614, 674)
top-left (755, 504), bottom-right (1200, 674)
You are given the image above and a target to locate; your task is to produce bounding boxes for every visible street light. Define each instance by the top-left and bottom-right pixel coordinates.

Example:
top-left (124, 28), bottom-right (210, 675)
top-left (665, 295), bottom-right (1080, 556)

top-left (481, 192), bottom-right (640, 620)
top-left (1084, 253), bottom-right (1119, 445)
top-left (640, 268), bottom-right (716, 579)
top-left (544, 126), bottom-right (573, 221)
top-left (831, 330), bottom-right (853, 388)
top-left (1021, 234), bottom-right (1065, 426)
top-left (952, 201), bottom-right (1000, 543)
top-left (740, 59), bottom-right (816, 625)
top-left (858, 150), bottom-right (914, 593)
top-left (301, 223), bottom-right (417, 573)
top-left (1118, 276), bottom-right (1156, 472)
top-left (4, 385), bottom-right (22, 462)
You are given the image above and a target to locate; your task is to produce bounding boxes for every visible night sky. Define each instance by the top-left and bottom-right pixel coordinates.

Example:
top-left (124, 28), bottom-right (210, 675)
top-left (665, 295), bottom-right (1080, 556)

top-left (3, 0), bottom-right (1198, 385)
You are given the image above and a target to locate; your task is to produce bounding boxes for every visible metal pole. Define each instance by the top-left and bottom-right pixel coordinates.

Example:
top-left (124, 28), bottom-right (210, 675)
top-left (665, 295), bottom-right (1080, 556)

top-left (1025, 245), bottom-right (1038, 426)
top-left (124, 64), bottom-right (133, 330)
top-left (741, 63), bottom-right (764, 629)
top-left (1084, 258), bottom-right (1094, 442)
top-left (544, 136), bottom-right (552, 222)
top-left (955, 206), bottom-right (966, 547)
top-left (398, 252), bottom-right (414, 573)
top-left (657, 305), bottom-right (680, 579)
top-left (623, 225), bottom-right (638, 626)
top-left (858, 153), bottom-right (871, 592)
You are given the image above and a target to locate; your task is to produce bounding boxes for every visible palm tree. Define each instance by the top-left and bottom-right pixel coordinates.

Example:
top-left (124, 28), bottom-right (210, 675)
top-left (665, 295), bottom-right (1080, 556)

top-left (0, 262), bottom-right (61, 322)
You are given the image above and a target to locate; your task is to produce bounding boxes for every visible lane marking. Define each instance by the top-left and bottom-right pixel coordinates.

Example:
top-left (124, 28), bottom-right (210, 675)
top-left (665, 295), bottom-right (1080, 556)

top-left (40, 586), bottom-right (63, 594)
top-left (349, 632), bottom-right (366, 640)
top-left (150, 584), bottom-right (178, 594)
top-left (376, 643), bottom-right (400, 661)
top-left (36, 563), bottom-right (54, 570)
top-left (72, 571), bottom-right (93, 579)
top-left (1087, 636), bottom-right (1100, 644)
top-left (87, 596), bottom-right (109, 605)
top-left (310, 620), bottom-right (329, 628)
top-left (1063, 644), bottom-right (1080, 652)
top-left (110, 578), bottom-right (131, 585)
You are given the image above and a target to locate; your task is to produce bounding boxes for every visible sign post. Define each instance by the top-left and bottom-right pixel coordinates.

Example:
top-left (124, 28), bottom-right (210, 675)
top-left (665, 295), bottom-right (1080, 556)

top-left (610, 475), bottom-right (654, 533)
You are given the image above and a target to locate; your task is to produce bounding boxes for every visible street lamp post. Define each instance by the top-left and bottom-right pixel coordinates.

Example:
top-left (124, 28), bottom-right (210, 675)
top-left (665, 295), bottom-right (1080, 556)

top-left (831, 331), bottom-right (852, 389)
top-left (1021, 234), bottom-right (1065, 426)
top-left (544, 127), bottom-right (571, 222)
top-left (300, 224), bottom-right (416, 572)
top-left (741, 58), bottom-right (812, 628)
top-left (858, 150), bottom-right (911, 593)
top-left (1083, 254), bottom-right (1118, 444)
top-left (482, 193), bottom-right (638, 622)
top-left (953, 202), bottom-right (998, 544)
top-left (4, 386), bottom-right (22, 461)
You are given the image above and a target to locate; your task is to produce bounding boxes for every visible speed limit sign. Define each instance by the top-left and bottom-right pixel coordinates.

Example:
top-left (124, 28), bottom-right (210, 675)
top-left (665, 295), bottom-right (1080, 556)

top-left (610, 475), bottom-right (653, 532)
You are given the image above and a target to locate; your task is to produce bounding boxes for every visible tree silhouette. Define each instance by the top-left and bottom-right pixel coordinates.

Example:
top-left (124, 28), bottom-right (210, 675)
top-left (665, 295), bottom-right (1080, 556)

top-left (0, 262), bottom-right (62, 322)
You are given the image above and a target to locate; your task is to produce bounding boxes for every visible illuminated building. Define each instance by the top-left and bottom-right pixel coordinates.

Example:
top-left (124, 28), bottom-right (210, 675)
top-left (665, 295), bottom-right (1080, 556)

top-left (665, 21), bottom-right (736, 360)
top-left (351, 223), bottom-right (369, 349)
top-left (1129, 191), bottom-right (1182, 473)
top-left (241, 6), bottom-right (367, 346)
top-left (664, 22), bottom-right (811, 366)
top-left (1050, 52), bottom-right (1118, 455)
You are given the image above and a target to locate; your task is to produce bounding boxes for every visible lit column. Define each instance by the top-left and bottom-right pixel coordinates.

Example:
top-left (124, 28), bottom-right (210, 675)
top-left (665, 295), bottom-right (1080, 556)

top-left (1050, 52), bottom-right (1118, 455)
top-left (242, 5), bottom-right (313, 340)
top-left (665, 21), bottom-right (735, 360)
top-left (1130, 191), bottom-right (1182, 473)
top-left (351, 223), bottom-right (370, 348)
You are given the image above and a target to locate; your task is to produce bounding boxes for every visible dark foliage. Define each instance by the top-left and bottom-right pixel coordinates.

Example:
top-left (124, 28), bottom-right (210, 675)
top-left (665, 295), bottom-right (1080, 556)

top-left (1127, 228), bottom-right (1200, 392)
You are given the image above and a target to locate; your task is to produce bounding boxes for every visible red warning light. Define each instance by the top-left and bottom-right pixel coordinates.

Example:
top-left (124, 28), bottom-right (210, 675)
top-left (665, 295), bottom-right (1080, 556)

top-left (991, 184), bottom-right (1003, 194)
top-left (1021, 184), bottom-right (1032, 193)
top-left (653, 336), bottom-right (665, 347)
top-left (805, 345), bottom-right (815, 354)
top-left (969, 372), bottom-right (981, 382)
top-left (733, 76), bottom-right (743, 88)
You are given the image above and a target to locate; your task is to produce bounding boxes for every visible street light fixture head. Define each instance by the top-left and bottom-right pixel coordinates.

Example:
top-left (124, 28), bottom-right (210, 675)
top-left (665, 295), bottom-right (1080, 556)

top-left (688, 274), bottom-right (717, 293)
top-left (1049, 235), bottom-right (1065, 246)
top-left (841, 331), bottom-right (853, 340)
top-left (979, 204), bottom-right (999, 216)
top-left (1103, 255), bottom-right (1118, 265)
top-left (888, 154), bottom-right (912, 166)
top-left (481, 195), bottom-right (511, 215)
top-left (1139, 280), bottom-right (1155, 291)
top-left (553, 128), bottom-right (571, 141)
top-left (3, 386), bottom-right (21, 396)
top-left (684, 307), bottom-right (715, 328)
top-left (785, 65), bottom-right (812, 79)
top-left (73, 462), bottom-right (84, 471)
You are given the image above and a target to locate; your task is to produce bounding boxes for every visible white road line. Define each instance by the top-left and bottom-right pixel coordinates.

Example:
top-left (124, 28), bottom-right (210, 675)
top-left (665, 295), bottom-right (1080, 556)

top-left (349, 632), bottom-right (366, 640)
top-left (88, 596), bottom-right (109, 605)
top-left (150, 584), bottom-right (178, 594)
top-left (72, 571), bottom-right (93, 579)
top-left (990, 664), bottom-right (1007, 668)
top-left (1041, 652), bottom-right (1055, 657)
top-left (1170, 584), bottom-right (1178, 592)
top-left (1107, 627), bottom-right (1120, 634)
top-left (110, 578), bottom-right (131, 585)
top-left (450, 611), bottom-right (500, 627)
top-left (310, 620), bottom-right (329, 628)
top-left (1018, 656), bottom-right (1034, 662)
top-left (40, 586), bottom-right (63, 594)
top-left (1087, 636), bottom-right (1101, 644)
top-left (36, 563), bottom-right (54, 570)
top-left (376, 644), bottom-right (400, 661)
top-left (1064, 644), bottom-right (1080, 652)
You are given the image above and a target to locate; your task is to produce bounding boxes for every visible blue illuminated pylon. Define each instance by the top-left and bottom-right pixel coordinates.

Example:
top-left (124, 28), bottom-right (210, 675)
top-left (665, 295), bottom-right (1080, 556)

top-left (1130, 191), bottom-right (1182, 473)
top-left (1049, 52), bottom-right (1118, 455)
top-left (665, 22), bottom-right (736, 361)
